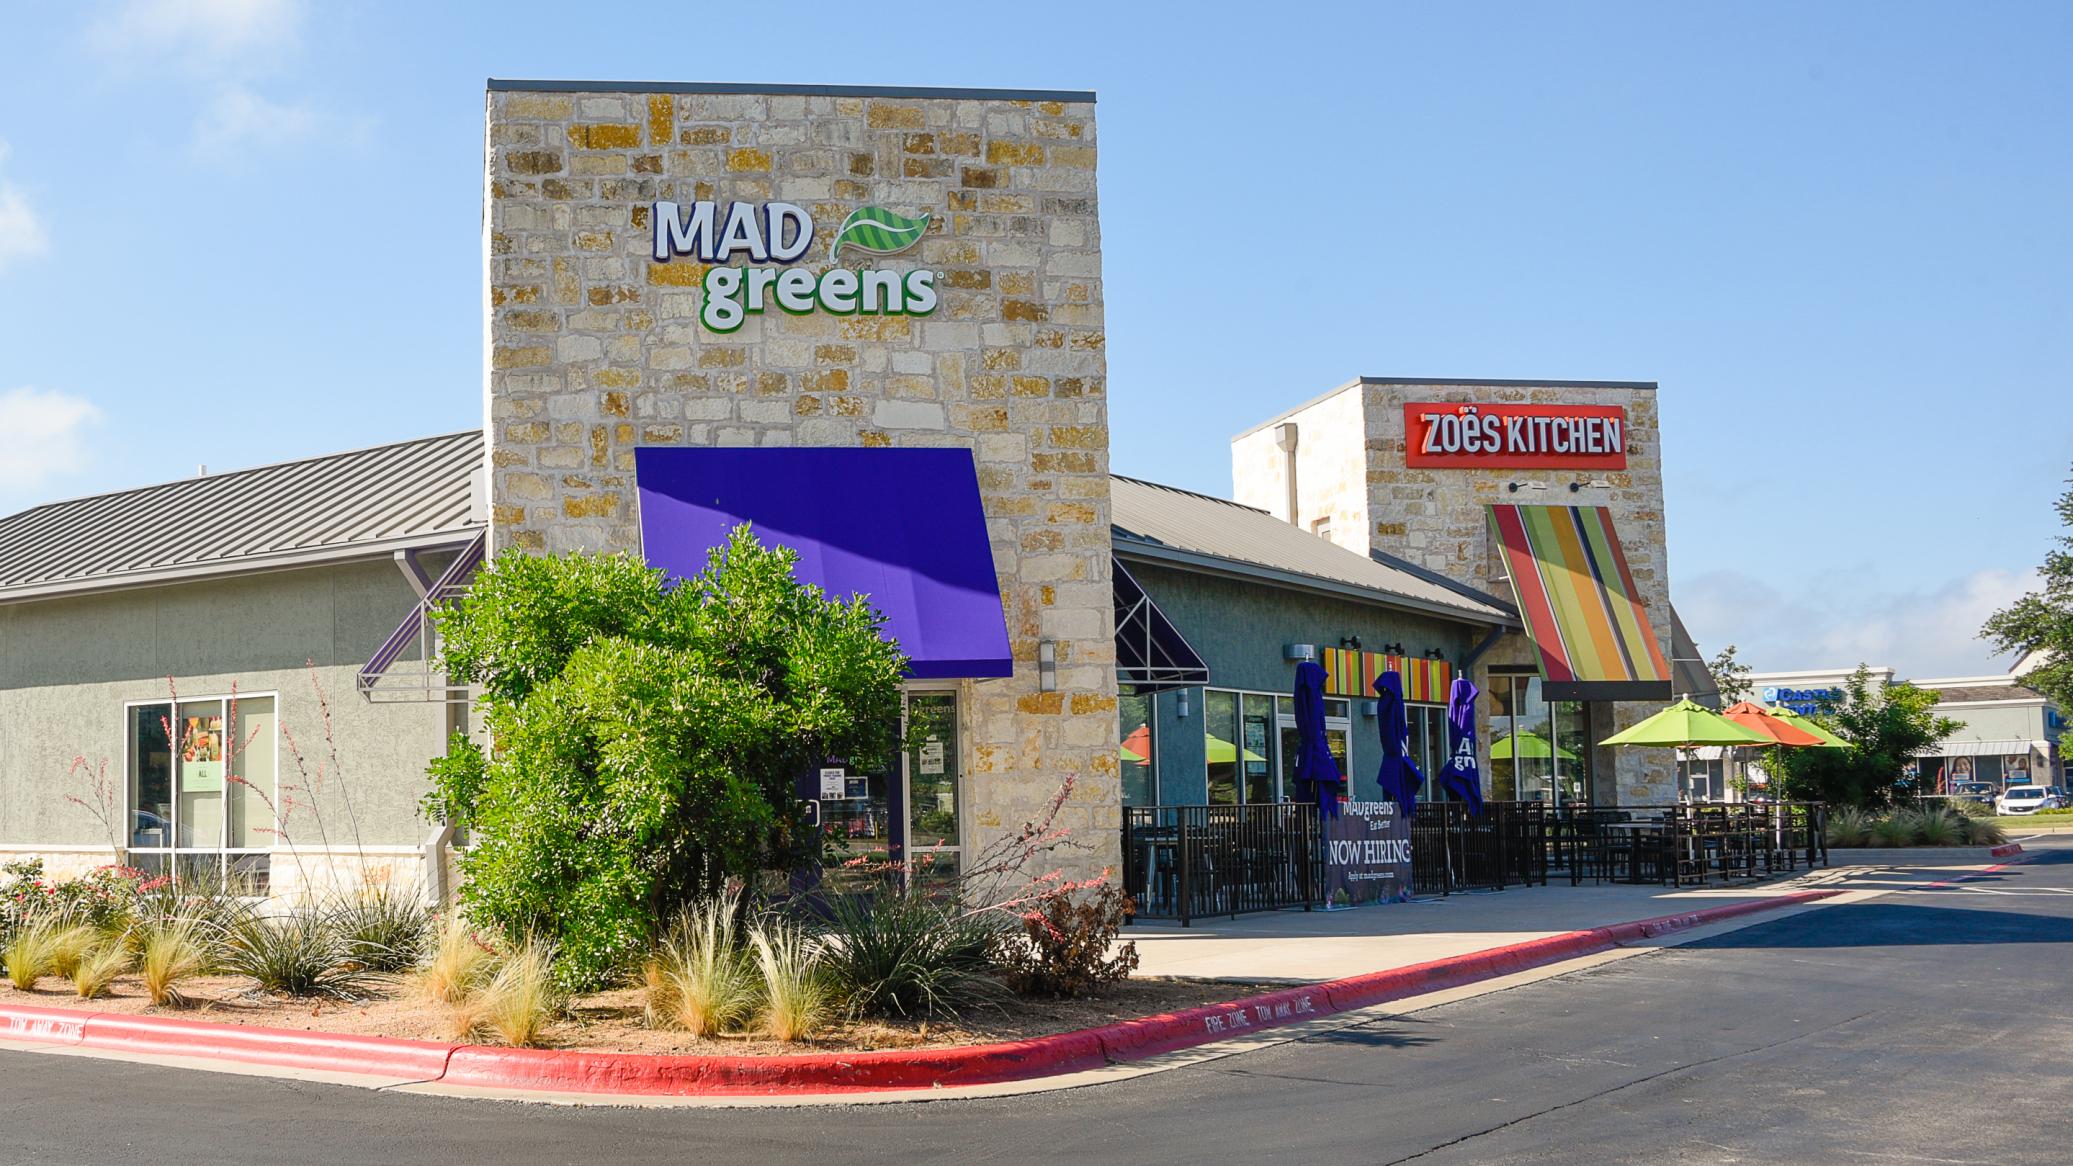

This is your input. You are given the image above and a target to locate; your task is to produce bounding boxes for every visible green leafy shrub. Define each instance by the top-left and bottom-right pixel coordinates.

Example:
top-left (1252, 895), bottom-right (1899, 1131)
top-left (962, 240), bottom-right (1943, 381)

top-left (1002, 882), bottom-right (1141, 999)
top-left (427, 530), bottom-right (908, 989)
top-left (820, 888), bottom-right (1005, 1020)
top-left (222, 913), bottom-right (374, 999)
top-left (644, 895), bottom-right (759, 1037)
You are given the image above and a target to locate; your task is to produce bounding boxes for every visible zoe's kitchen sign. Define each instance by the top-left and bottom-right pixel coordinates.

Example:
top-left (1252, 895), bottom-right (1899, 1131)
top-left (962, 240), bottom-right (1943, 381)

top-left (1403, 403), bottom-right (1629, 470)
top-left (651, 200), bottom-right (939, 333)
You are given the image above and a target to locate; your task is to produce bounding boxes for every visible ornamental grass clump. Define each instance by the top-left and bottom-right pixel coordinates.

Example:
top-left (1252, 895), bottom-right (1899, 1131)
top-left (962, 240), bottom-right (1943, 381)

top-left (418, 916), bottom-right (498, 1005)
top-left (644, 895), bottom-right (758, 1037)
top-left (453, 937), bottom-right (563, 1048)
top-left (4, 918), bottom-right (64, 991)
top-left (1914, 808), bottom-right (1964, 847)
top-left (138, 918), bottom-right (211, 1006)
top-left (749, 918), bottom-right (832, 1042)
top-left (1961, 815), bottom-right (2009, 846)
top-left (47, 924), bottom-right (100, 982)
top-left (222, 912), bottom-right (373, 999)
top-left (332, 884), bottom-right (431, 973)
top-left (820, 888), bottom-right (1005, 1020)
top-left (1869, 812), bottom-right (1919, 848)
top-left (70, 936), bottom-right (132, 999)
top-left (1825, 808), bottom-right (1871, 849)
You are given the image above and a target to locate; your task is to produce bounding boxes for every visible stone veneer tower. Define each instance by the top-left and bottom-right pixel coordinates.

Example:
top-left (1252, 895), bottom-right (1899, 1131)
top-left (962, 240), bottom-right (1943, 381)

top-left (1233, 378), bottom-right (1678, 804)
top-left (482, 81), bottom-right (1119, 868)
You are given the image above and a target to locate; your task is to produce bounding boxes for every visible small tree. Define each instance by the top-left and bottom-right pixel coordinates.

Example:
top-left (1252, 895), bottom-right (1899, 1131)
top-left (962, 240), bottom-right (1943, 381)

top-left (1707, 643), bottom-right (1753, 706)
top-left (1773, 666), bottom-right (1959, 810)
top-left (427, 526), bottom-right (907, 988)
top-left (1982, 467), bottom-right (2073, 711)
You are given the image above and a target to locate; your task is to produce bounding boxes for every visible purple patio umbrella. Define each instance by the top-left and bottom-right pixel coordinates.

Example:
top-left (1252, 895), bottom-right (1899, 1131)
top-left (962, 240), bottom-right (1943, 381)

top-left (1291, 661), bottom-right (1342, 820)
top-left (1440, 676), bottom-right (1486, 815)
top-left (1373, 671), bottom-right (1426, 818)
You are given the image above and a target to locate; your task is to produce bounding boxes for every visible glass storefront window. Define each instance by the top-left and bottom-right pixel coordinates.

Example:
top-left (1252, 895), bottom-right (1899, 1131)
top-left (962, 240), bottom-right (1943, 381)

top-left (1119, 692), bottom-right (1155, 806)
top-left (906, 692), bottom-right (961, 887)
top-left (127, 694), bottom-right (274, 887)
top-left (1205, 689), bottom-right (1240, 805)
top-left (1240, 694), bottom-right (1276, 804)
top-left (1487, 673), bottom-right (1595, 807)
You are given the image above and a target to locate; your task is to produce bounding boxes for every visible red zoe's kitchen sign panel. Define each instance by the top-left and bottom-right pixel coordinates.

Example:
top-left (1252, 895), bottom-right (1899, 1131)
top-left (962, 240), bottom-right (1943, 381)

top-left (1403, 403), bottom-right (1629, 470)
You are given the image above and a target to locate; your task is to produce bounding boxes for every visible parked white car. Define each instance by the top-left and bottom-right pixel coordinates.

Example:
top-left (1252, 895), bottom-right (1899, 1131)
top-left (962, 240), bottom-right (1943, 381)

top-left (1995, 785), bottom-right (2056, 815)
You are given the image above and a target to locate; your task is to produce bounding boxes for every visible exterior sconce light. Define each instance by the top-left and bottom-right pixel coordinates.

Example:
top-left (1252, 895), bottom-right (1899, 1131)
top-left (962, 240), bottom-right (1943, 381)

top-left (1424, 648), bottom-right (1446, 661)
top-left (1381, 641), bottom-right (1407, 657)
top-left (1283, 643), bottom-right (1317, 662)
top-left (1361, 700), bottom-right (1379, 718)
top-left (1507, 481), bottom-right (1550, 494)
top-left (1339, 635), bottom-right (1362, 650)
top-left (1176, 689), bottom-right (1191, 718)
top-left (1038, 639), bottom-right (1057, 692)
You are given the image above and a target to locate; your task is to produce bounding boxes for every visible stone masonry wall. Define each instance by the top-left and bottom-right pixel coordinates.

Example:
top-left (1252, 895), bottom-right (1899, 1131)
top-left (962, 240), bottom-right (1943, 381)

top-left (1233, 380), bottom-right (1678, 804)
top-left (482, 85), bottom-right (1119, 870)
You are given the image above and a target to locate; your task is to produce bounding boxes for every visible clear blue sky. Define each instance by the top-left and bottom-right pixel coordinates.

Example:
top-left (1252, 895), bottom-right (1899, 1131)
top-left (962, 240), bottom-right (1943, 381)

top-left (1, 1), bottom-right (2067, 677)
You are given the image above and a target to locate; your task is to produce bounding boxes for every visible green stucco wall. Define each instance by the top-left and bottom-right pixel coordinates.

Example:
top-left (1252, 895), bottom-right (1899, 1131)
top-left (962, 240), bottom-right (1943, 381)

top-left (0, 559), bottom-right (452, 850)
top-left (1122, 558), bottom-right (1485, 805)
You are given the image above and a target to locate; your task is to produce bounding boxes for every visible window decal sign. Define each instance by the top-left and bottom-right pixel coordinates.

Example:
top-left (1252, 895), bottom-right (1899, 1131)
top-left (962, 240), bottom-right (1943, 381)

top-left (652, 199), bottom-right (939, 333)
top-left (1404, 403), bottom-right (1629, 470)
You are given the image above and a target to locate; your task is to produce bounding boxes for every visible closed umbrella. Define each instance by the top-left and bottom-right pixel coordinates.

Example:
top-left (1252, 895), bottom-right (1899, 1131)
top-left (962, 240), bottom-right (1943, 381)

top-left (1291, 661), bottom-right (1342, 820)
top-left (1440, 676), bottom-right (1485, 815)
top-left (1372, 671), bottom-right (1425, 818)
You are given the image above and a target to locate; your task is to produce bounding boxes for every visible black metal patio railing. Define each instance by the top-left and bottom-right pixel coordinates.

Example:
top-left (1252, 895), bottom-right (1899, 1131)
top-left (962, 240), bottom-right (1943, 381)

top-left (1546, 801), bottom-right (1828, 886)
top-left (1121, 803), bottom-right (1322, 926)
top-left (1410, 800), bottom-right (1550, 895)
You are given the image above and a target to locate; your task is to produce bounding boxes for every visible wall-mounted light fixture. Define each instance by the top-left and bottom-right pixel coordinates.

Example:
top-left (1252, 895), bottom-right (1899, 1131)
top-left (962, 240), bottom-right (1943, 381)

top-left (1424, 648), bottom-right (1446, 661)
top-left (1360, 700), bottom-right (1379, 718)
top-left (1507, 481), bottom-right (1550, 494)
top-left (1038, 640), bottom-right (1057, 692)
top-left (1175, 689), bottom-right (1191, 718)
top-left (1339, 635), bottom-right (1363, 651)
top-left (1381, 641), bottom-right (1407, 657)
top-left (1569, 478), bottom-right (1613, 493)
top-left (1283, 643), bottom-right (1317, 662)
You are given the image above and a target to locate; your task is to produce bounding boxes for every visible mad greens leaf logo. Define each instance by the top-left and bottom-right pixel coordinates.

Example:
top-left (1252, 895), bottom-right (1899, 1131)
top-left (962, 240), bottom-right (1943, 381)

top-left (651, 199), bottom-right (939, 333)
top-left (829, 207), bottom-right (931, 260)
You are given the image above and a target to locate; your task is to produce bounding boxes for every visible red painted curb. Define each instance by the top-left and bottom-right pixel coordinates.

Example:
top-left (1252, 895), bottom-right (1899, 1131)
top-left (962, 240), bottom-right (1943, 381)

top-left (0, 887), bottom-right (1842, 1098)
top-left (1990, 843), bottom-right (2025, 858)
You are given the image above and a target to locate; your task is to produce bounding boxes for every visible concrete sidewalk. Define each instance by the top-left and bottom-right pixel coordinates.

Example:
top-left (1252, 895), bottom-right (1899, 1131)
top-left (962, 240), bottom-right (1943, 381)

top-left (1127, 858), bottom-right (1999, 983)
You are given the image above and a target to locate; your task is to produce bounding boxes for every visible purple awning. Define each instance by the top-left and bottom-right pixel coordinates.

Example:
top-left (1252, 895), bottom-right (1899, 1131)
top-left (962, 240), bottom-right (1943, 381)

top-left (634, 447), bottom-right (1013, 679)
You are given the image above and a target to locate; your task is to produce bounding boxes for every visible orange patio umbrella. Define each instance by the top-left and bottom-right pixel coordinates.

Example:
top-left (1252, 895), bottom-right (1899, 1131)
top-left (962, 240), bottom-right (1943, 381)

top-left (1719, 701), bottom-right (1824, 747)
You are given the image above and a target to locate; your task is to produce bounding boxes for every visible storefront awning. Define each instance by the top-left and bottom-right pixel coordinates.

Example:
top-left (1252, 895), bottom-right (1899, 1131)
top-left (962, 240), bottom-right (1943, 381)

top-left (1487, 505), bottom-right (1672, 702)
top-left (1113, 558), bottom-right (1209, 693)
top-left (1916, 739), bottom-right (2052, 759)
top-left (634, 447), bottom-right (1012, 679)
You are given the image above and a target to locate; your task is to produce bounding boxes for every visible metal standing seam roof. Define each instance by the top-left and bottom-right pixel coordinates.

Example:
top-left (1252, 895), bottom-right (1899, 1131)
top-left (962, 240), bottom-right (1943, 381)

top-left (0, 431), bottom-right (485, 601)
top-left (1109, 475), bottom-right (1513, 626)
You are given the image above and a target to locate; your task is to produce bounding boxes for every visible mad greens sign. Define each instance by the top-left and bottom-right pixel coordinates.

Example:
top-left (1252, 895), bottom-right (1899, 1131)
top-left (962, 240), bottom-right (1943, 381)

top-left (651, 200), bottom-right (939, 333)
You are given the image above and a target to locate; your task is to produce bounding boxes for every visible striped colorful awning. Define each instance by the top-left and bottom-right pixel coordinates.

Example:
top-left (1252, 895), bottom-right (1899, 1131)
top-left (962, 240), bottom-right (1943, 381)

top-left (1487, 505), bottom-right (1672, 702)
top-left (1319, 648), bottom-right (1453, 703)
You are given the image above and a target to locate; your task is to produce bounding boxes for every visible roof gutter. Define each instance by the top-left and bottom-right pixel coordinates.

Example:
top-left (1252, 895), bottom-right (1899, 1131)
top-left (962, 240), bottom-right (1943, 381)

top-left (0, 528), bottom-right (485, 607)
top-left (1113, 537), bottom-right (1517, 630)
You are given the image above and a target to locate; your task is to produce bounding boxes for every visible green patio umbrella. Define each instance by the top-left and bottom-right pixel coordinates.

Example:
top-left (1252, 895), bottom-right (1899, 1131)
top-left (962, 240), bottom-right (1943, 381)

top-left (1205, 734), bottom-right (1267, 764)
top-left (1600, 698), bottom-right (1774, 748)
top-left (1491, 730), bottom-right (1579, 762)
top-left (1766, 706), bottom-right (1850, 749)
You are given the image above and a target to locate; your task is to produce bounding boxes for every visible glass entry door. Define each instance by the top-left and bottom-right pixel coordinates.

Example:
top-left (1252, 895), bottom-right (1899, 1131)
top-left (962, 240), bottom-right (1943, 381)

top-left (818, 689), bottom-right (962, 889)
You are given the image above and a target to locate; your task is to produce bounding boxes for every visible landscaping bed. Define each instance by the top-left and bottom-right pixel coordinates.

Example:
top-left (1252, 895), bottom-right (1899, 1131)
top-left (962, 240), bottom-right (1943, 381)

top-left (0, 971), bottom-right (1270, 1057)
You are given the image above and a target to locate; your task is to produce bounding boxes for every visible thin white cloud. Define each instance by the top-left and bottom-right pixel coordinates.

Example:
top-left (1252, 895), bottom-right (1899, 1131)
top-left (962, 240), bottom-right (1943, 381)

top-left (0, 387), bottom-right (102, 495)
top-left (0, 142), bottom-right (50, 271)
top-left (1676, 565), bottom-right (2037, 680)
top-left (90, 0), bottom-right (303, 73)
top-left (189, 85), bottom-right (321, 158)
